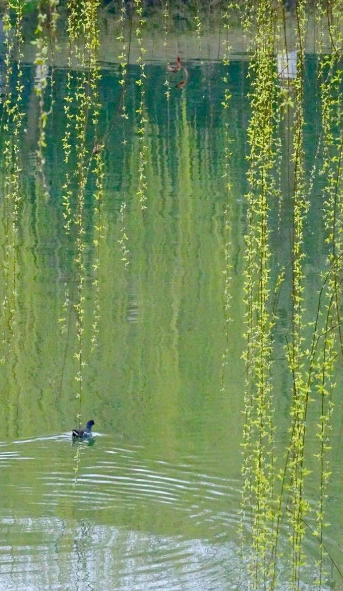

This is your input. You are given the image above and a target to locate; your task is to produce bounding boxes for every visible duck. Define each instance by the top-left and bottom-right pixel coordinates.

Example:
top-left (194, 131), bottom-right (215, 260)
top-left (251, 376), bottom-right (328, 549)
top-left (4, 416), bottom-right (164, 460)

top-left (167, 55), bottom-right (182, 73)
top-left (72, 419), bottom-right (95, 439)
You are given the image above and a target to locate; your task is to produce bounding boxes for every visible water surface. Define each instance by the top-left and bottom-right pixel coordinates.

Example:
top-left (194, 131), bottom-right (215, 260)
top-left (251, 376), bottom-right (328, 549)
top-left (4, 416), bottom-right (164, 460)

top-left (0, 57), bottom-right (342, 591)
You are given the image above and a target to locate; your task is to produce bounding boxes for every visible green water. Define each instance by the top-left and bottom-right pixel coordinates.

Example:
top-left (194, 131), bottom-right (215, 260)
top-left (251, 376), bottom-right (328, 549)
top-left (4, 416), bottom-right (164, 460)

top-left (0, 58), bottom-right (342, 590)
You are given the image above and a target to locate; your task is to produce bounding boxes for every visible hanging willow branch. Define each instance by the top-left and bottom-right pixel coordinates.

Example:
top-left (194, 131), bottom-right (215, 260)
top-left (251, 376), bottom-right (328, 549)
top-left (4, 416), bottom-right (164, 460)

top-left (33, 0), bottom-right (59, 199)
top-left (220, 1), bottom-right (235, 393)
top-left (134, 0), bottom-right (149, 210)
top-left (0, 0), bottom-right (25, 364)
top-left (241, 0), bottom-right (280, 587)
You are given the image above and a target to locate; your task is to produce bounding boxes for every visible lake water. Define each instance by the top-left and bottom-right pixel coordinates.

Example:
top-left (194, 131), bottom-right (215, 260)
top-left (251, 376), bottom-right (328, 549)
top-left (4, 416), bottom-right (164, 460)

top-left (0, 55), bottom-right (342, 591)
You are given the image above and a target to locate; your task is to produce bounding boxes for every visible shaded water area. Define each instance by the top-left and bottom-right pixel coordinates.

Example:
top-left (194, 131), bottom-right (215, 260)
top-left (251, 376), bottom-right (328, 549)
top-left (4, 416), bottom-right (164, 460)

top-left (0, 52), bottom-right (343, 590)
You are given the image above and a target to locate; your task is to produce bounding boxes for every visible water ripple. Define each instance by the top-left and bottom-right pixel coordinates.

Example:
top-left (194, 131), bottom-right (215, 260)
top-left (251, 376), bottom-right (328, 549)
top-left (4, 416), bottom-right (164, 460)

top-left (0, 435), bottom-right (241, 591)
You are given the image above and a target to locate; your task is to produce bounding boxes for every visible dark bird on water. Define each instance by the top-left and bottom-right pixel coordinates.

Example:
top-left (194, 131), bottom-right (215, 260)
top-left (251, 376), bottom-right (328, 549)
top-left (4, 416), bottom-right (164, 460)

top-left (72, 420), bottom-right (95, 439)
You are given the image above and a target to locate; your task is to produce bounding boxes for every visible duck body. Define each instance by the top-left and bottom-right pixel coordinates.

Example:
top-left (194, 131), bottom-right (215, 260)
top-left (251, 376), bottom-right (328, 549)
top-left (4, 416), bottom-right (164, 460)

top-left (72, 419), bottom-right (95, 439)
top-left (167, 55), bottom-right (182, 73)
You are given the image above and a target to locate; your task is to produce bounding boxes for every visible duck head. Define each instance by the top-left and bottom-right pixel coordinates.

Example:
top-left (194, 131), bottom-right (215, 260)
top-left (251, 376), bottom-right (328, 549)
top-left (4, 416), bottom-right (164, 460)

top-left (86, 420), bottom-right (95, 431)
